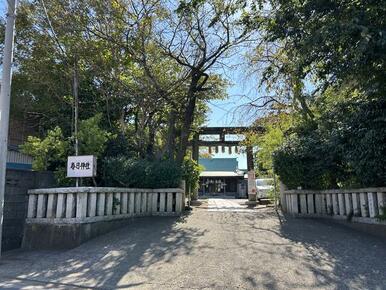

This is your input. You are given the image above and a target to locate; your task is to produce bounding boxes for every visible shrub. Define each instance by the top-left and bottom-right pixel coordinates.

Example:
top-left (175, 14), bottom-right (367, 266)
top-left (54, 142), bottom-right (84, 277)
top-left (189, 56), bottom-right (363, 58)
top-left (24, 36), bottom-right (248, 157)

top-left (103, 157), bottom-right (182, 188)
top-left (273, 133), bottom-right (338, 190)
top-left (21, 114), bottom-right (114, 185)
top-left (273, 98), bottom-right (386, 189)
top-left (182, 157), bottom-right (203, 196)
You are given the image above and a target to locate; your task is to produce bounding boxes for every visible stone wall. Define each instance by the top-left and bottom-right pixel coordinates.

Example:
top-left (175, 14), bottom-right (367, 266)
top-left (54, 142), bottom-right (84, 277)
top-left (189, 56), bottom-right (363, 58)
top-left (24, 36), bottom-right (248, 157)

top-left (3, 169), bottom-right (55, 251)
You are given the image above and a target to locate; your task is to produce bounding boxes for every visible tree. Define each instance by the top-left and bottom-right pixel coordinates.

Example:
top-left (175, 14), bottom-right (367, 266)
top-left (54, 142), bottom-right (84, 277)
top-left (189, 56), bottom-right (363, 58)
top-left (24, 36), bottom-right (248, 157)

top-left (155, 0), bottom-right (252, 164)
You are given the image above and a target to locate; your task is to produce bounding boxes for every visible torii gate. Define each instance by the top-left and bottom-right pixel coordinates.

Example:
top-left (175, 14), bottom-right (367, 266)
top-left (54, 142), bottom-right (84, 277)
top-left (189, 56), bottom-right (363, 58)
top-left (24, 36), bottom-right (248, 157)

top-left (191, 126), bottom-right (263, 202)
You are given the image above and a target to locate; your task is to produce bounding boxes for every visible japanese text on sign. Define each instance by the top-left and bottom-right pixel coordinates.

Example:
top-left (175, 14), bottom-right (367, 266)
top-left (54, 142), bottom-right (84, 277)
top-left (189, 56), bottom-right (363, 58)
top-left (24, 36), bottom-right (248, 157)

top-left (67, 155), bottom-right (97, 178)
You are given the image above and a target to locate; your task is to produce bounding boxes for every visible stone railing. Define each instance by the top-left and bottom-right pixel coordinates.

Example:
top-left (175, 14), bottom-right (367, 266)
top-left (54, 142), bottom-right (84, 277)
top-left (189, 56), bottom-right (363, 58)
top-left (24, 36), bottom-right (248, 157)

top-left (282, 188), bottom-right (386, 224)
top-left (27, 187), bottom-right (184, 224)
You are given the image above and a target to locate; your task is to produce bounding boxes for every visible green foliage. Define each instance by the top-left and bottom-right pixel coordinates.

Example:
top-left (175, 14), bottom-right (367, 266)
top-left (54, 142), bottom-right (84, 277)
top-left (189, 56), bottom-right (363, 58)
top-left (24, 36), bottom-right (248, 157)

top-left (21, 114), bottom-right (113, 185)
top-left (322, 98), bottom-right (386, 187)
top-left (376, 207), bottom-right (386, 221)
top-left (273, 97), bottom-right (386, 189)
top-left (103, 157), bottom-right (182, 188)
top-left (273, 133), bottom-right (338, 190)
top-left (259, 0), bottom-right (386, 98)
top-left (248, 113), bottom-right (293, 175)
top-left (78, 113), bottom-right (114, 157)
top-left (20, 127), bottom-right (69, 171)
top-left (182, 157), bottom-right (203, 195)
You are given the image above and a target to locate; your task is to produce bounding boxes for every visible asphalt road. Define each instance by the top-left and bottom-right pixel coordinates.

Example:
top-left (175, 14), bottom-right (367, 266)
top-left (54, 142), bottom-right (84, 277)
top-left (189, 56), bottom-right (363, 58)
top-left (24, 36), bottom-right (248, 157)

top-left (0, 199), bottom-right (385, 289)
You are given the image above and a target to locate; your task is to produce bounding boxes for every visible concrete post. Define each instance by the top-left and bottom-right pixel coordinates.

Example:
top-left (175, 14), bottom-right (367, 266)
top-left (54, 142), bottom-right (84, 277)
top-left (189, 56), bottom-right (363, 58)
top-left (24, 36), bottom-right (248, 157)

top-left (338, 193), bottom-right (345, 216)
top-left (167, 192), bottom-right (173, 213)
top-left (352, 193), bottom-right (360, 216)
top-left (300, 194), bottom-right (307, 214)
top-left (88, 192), bottom-right (97, 217)
top-left (279, 182), bottom-right (287, 212)
top-left (360, 193), bottom-right (368, 217)
top-left (152, 192), bottom-right (158, 213)
top-left (377, 192), bottom-right (385, 216)
top-left (141, 192), bottom-right (147, 214)
top-left (65, 193), bottom-right (76, 218)
top-left (307, 194), bottom-right (315, 214)
top-left (368, 192), bottom-right (378, 218)
top-left (121, 193), bottom-right (128, 214)
top-left (46, 194), bottom-right (57, 218)
top-left (27, 195), bottom-right (37, 218)
top-left (113, 192), bottom-right (121, 215)
top-left (332, 194), bottom-right (339, 215)
top-left (326, 194), bottom-right (332, 215)
top-left (0, 0), bottom-right (18, 257)
top-left (106, 193), bottom-right (113, 216)
top-left (159, 192), bottom-right (166, 212)
top-left (97, 193), bottom-right (106, 216)
top-left (36, 194), bottom-right (47, 218)
top-left (56, 193), bottom-right (66, 218)
top-left (76, 192), bottom-right (87, 218)
top-left (344, 193), bottom-right (353, 216)
top-left (128, 193), bottom-right (135, 215)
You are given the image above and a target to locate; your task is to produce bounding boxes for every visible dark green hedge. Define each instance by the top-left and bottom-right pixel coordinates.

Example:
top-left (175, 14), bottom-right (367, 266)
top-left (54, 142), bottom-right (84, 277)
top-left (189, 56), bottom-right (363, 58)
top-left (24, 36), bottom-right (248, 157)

top-left (273, 98), bottom-right (386, 189)
top-left (102, 157), bottom-right (182, 188)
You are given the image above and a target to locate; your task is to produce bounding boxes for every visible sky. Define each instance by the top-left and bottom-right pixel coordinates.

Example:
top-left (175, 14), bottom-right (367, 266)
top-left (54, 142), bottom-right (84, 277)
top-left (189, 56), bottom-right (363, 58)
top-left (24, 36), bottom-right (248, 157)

top-left (0, 2), bottom-right (261, 169)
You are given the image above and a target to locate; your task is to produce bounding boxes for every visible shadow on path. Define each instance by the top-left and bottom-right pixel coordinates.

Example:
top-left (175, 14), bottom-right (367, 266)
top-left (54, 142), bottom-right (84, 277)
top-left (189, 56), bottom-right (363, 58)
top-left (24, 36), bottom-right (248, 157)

top-left (0, 213), bottom-right (207, 289)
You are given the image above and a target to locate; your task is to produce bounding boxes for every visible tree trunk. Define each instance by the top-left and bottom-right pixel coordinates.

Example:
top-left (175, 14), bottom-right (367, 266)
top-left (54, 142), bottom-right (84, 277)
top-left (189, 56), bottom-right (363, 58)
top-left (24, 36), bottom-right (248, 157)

top-left (165, 109), bottom-right (177, 159)
top-left (176, 88), bottom-right (197, 166)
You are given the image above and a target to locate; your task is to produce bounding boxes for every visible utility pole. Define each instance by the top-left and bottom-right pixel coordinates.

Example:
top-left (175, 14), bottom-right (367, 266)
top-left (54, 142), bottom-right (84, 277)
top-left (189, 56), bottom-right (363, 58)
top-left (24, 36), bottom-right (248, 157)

top-left (73, 59), bottom-right (79, 187)
top-left (0, 0), bottom-right (18, 257)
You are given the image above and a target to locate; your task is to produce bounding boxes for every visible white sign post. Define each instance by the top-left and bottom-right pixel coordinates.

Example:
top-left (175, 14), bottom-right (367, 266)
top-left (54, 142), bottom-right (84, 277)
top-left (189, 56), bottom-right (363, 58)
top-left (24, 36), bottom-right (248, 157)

top-left (67, 155), bottom-right (97, 178)
top-left (247, 170), bottom-right (257, 202)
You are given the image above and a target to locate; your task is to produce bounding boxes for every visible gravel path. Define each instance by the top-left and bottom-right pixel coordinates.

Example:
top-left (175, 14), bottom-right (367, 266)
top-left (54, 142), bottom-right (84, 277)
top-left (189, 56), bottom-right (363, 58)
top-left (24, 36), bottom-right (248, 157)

top-left (0, 199), bottom-right (385, 289)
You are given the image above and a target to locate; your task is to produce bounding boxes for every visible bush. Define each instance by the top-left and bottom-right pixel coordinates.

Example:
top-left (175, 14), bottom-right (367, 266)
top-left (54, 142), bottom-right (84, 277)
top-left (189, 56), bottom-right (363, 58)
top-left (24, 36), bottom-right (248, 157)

top-left (103, 157), bottom-right (182, 188)
top-left (21, 114), bottom-right (114, 185)
top-left (273, 133), bottom-right (338, 190)
top-left (273, 98), bottom-right (386, 189)
top-left (182, 157), bottom-right (203, 196)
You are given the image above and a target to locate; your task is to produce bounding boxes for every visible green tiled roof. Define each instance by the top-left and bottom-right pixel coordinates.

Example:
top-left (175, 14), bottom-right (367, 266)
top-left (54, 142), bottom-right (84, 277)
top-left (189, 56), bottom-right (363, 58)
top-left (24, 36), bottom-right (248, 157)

top-left (199, 158), bottom-right (238, 171)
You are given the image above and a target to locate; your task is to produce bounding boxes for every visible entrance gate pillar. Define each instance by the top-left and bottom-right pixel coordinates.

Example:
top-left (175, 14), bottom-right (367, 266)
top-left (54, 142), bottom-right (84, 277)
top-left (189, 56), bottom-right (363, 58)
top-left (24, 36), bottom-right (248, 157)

top-left (246, 146), bottom-right (257, 202)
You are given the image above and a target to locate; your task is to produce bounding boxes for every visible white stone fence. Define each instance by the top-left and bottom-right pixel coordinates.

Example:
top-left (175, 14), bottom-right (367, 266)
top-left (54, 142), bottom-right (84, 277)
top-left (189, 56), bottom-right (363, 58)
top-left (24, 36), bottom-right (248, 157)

top-left (27, 187), bottom-right (185, 224)
top-left (282, 188), bottom-right (386, 224)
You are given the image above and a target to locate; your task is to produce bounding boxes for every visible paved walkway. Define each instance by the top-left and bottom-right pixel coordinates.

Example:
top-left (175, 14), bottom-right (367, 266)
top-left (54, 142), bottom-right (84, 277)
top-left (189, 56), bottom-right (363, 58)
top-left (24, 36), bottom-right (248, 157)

top-left (207, 198), bottom-right (261, 212)
top-left (0, 199), bottom-right (386, 289)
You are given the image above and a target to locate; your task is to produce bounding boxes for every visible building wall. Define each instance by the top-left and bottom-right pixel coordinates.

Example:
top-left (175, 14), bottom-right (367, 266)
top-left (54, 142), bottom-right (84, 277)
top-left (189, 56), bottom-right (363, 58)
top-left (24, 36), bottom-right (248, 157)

top-left (3, 169), bottom-right (56, 251)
